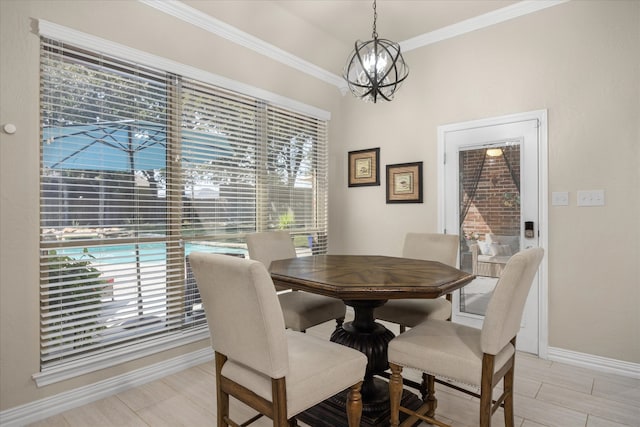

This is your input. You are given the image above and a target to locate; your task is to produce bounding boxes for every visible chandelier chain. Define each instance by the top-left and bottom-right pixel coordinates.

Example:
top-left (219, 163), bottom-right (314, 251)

top-left (372, 0), bottom-right (378, 39)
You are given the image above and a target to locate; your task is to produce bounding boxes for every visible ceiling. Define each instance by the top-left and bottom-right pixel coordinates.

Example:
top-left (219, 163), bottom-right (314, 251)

top-left (179, 0), bottom-right (519, 75)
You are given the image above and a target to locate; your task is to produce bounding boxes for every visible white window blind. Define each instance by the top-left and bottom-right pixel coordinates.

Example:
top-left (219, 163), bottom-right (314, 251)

top-left (264, 105), bottom-right (329, 252)
top-left (38, 37), bottom-right (329, 383)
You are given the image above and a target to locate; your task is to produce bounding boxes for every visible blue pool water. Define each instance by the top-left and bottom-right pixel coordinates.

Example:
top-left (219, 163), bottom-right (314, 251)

top-left (58, 242), bottom-right (246, 264)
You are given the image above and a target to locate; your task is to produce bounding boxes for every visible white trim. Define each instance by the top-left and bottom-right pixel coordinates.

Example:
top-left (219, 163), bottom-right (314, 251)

top-left (138, 0), bottom-right (569, 96)
top-left (437, 109), bottom-right (549, 357)
top-left (138, 0), bottom-right (347, 94)
top-left (548, 347), bottom-right (640, 379)
top-left (37, 20), bottom-right (331, 121)
top-left (32, 329), bottom-right (210, 387)
top-left (537, 112), bottom-right (550, 359)
top-left (401, 0), bottom-right (570, 52)
top-left (0, 348), bottom-right (214, 427)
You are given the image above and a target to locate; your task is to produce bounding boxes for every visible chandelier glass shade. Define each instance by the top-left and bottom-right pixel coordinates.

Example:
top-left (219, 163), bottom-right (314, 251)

top-left (343, 1), bottom-right (409, 103)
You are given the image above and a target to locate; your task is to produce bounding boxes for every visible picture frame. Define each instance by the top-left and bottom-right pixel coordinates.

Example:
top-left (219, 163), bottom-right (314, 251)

top-left (348, 147), bottom-right (380, 187)
top-left (386, 161), bottom-right (423, 203)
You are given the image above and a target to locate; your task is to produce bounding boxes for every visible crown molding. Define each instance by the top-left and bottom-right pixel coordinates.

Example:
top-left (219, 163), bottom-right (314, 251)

top-left (139, 0), bottom-right (570, 94)
top-left (401, 0), bottom-right (570, 52)
top-left (138, 0), bottom-right (347, 93)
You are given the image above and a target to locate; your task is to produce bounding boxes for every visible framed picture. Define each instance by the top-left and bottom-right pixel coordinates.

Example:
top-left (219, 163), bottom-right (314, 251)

top-left (348, 147), bottom-right (380, 187)
top-left (386, 162), bottom-right (423, 203)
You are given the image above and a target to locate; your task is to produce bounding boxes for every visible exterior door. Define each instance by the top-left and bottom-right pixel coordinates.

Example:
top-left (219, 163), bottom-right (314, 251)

top-left (438, 110), bottom-right (547, 355)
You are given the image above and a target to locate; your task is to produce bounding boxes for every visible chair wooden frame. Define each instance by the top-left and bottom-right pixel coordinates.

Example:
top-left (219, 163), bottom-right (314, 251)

top-left (388, 247), bottom-right (544, 427)
top-left (215, 352), bottom-right (363, 427)
top-left (190, 252), bottom-right (366, 427)
top-left (389, 337), bottom-right (517, 427)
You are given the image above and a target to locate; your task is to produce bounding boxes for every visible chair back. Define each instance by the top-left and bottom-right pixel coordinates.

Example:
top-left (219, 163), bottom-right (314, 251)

top-left (246, 231), bottom-right (297, 291)
top-left (189, 252), bottom-right (289, 379)
top-left (402, 232), bottom-right (459, 267)
top-left (481, 247), bottom-right (544, 355)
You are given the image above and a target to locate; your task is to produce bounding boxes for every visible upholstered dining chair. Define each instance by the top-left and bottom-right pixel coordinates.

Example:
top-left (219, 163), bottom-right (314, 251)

top-left (189, 252), bottom-right (367, 427)
top-left (374, 233), bottom-right (459, 332)
top-left (388, 247), bottom-right (544, 427)
top-left (246, 231), bottom-right (346, 332)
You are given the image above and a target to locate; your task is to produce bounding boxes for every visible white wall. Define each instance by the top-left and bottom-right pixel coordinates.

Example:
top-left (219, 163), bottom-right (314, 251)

top-left (330, 0), bottom-right (639, 363)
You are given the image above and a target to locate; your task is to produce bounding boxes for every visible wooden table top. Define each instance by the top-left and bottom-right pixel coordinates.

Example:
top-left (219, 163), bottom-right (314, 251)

top-left (269, 254), bottom-right (475, 301)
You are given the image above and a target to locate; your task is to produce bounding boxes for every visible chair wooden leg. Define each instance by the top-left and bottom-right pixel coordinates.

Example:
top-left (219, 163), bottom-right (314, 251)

top-left (420, 372), bottom-right (428, 401)
top-left (399, 324), bottom-right (406, 334)
top-left (503, 364), bottom-right (515, 427)
top-left (215, 352), bottom-right (230, 427)
top-left (421, 373), bottom-right (437, 417)
top-left (336, 317), bottom-right (345, 329)
top-left (272, 377), bottom-right (288, 427)
top-left (346, 381), bottom-right (363, 427)
top-left (389, 363), bottom-right (404, 427)
top-left (480, 354), bottom-right (495, 427)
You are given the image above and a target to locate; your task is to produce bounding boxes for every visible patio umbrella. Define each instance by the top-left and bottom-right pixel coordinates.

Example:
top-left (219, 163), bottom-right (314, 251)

top-left (43, 120), bottom-right (233, 319)
top-left (43, 120), bottom-right (167, 318)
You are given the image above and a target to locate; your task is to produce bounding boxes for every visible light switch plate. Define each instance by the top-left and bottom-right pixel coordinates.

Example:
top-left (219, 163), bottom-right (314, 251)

top-left (552, 191), bottom-right (569, 206)
top-left (577, 190), bottom-right (605, 206)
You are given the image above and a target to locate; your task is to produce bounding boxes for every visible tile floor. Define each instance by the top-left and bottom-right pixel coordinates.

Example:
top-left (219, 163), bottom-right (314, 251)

top-left (27, 318), bottom-right (639, 427)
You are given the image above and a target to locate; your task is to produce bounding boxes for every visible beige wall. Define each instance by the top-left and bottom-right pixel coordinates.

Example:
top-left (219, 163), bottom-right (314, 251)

top-left (330, 0), bottom-right (639, 363)
top-left (1, 0), bottom-right (638, 414)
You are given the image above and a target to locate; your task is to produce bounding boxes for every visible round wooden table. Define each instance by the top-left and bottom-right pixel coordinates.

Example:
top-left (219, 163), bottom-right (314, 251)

top-left (270, 255), bottom-right (475, 426)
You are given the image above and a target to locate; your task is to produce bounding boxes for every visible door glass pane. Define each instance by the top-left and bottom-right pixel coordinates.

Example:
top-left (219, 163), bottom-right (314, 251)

top-left (458, 144), bottom-right (521, 316)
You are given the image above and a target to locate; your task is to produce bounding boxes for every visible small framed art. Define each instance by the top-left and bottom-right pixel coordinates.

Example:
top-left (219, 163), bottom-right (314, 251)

top-left (386, 161), bottom-right (423, 203)
top-left (348, 147), bottom-right (380, 187)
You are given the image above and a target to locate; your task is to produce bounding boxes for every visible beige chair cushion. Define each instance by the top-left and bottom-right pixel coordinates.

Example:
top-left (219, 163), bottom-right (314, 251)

top-left (247, 231), bottom-right (346, 331)
top-left (482, 247), bottom-right (544, 354)
top-left (388, 319), bottom-right (515, 387)
top-left (374, 298), bottom-right (451, 326)
top-left (403, 232), bottom-right (459, 266)
top-left (223, 330), bottom-right (367, 418)
top-left (246, 231), bottom-right (297, 292)
top-left (189, 253), bottom-right (289, 379)
top-left (375, 233), bottom-right (458, 326)
top-left (389, 247), bottom-right (544, 386)
top-left (278, 291), bottom-right (346, 332)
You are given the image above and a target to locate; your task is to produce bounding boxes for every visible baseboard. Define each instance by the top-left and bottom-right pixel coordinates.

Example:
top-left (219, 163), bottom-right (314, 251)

top-left (0, 347), bottom-right (214, 427)
top-left (547, 346), bottom-right (640, 379)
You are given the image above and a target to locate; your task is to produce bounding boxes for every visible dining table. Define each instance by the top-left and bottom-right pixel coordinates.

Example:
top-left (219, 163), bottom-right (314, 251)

top-left (269, 254), bottom-right (475, 427)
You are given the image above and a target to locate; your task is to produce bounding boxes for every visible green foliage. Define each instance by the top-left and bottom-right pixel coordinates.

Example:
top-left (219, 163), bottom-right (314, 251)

top-left (45, 249), bottom-right (107, 349)
top-left (41, 56), bottom-right (166, 127)
top-left (278, 209), bottom-right (295, 230)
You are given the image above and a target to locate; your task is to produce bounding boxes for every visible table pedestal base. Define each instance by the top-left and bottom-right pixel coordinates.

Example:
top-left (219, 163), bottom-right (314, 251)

top-left (295, 378), bottom-right (422, 427)
top-left (309, 299), bottom-right (422, 426)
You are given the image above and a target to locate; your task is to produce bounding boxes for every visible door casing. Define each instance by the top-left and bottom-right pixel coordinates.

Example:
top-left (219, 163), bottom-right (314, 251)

top-left (437, 110), bottom-right (549, 358)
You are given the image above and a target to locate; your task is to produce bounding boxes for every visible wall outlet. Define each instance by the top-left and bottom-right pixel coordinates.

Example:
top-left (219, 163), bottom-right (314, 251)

top-left (577, 190), bottom-right (605, 206)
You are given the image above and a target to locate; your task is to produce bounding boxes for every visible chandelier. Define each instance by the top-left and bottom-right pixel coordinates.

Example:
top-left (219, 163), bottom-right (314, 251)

top-left (343, 0), bottom-right (409, 103)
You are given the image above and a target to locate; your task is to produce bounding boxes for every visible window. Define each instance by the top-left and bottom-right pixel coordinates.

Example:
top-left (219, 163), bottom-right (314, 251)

top-left (37, 38), bottom-right (328, 383)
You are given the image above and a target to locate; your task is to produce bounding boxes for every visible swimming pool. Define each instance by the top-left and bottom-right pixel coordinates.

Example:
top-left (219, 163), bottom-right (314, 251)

top-left (58, 242), bottom-right (247, 265)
